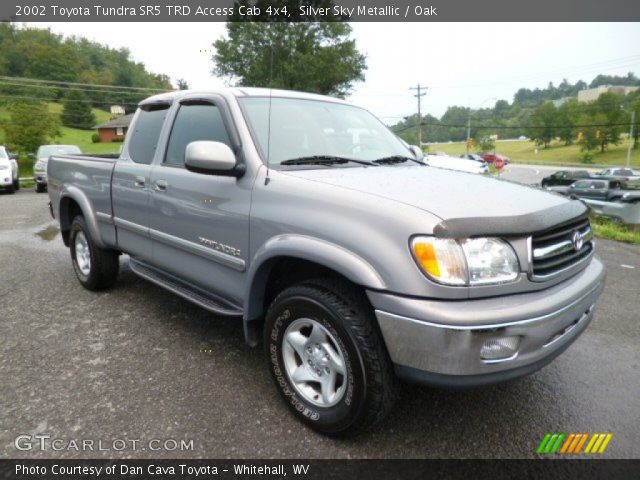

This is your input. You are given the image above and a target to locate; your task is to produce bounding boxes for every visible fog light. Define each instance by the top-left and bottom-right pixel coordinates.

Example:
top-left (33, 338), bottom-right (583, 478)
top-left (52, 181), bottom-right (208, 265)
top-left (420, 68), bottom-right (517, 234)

top-left (480, 336), bottom-right (521, 361)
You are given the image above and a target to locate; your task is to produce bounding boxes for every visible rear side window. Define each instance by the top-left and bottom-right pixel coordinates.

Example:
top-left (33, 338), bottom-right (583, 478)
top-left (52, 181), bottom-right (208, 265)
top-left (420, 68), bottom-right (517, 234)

top-left (128, 107), bottom-right (168, 164)
top-left (164, 103), bottom-right (231, 166)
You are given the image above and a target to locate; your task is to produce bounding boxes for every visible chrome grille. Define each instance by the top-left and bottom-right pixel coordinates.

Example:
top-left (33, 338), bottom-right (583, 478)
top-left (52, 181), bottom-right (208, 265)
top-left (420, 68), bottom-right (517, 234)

top-left (530, 217), bottom-right (593, 280)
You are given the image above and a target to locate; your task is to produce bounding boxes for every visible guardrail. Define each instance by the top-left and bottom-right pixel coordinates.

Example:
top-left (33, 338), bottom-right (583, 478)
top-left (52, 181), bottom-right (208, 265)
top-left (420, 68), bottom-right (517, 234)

top-left (582, 198), bottom-right (640, 227)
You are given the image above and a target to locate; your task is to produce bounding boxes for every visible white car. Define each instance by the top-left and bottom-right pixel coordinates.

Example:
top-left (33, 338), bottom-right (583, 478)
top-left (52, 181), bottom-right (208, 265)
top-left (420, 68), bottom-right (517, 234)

top-left (424, 154), bottom-right (489, 174)
top-left (0, 146), bottom-right (20, 194)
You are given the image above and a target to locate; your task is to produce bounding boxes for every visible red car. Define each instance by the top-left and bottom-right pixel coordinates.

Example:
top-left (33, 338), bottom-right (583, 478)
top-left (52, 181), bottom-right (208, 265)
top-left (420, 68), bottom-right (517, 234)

top-left (482, 153), bottom-right (510, 165)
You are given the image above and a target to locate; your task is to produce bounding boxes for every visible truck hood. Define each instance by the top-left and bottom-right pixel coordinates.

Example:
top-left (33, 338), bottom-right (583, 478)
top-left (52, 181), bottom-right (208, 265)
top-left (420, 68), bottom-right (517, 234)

top-left (283, 165), bottom-right (580, 230)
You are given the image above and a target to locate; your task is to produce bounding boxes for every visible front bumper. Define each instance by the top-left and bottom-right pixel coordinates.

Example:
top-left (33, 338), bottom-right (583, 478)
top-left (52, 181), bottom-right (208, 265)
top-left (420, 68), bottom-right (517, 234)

top-left (369, 258), bottom-right (605, 387)
top-left (34, 172), bottom-right (47, 185)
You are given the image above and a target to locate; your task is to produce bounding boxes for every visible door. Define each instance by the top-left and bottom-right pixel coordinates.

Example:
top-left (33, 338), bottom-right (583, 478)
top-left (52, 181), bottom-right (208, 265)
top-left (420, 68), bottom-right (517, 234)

top-left (147, 98), bottom-right (250, 304)
top-left (583, 181), bottom-right (607, 200)
top-left (112, 104), bottom-right (170, 261)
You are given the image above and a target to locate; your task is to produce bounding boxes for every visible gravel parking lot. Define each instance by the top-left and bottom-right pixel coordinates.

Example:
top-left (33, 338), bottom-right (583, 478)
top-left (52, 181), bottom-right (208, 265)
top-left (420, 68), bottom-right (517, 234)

top-left (1, 181), bottom-right (639, 459)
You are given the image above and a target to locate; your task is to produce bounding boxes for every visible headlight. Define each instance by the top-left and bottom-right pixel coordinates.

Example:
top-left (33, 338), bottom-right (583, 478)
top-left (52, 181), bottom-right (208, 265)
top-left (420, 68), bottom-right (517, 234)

top-left (0, 165), bottom-right (8, 170)
top-left (35, 160), bottom-right (45, 171)
top-left (411, 236), bottom-right (519, 286)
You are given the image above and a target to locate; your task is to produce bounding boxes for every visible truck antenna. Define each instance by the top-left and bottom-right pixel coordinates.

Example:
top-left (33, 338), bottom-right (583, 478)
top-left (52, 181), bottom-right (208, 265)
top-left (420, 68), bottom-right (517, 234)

top-left (265, 43), bottom-right (274, 186)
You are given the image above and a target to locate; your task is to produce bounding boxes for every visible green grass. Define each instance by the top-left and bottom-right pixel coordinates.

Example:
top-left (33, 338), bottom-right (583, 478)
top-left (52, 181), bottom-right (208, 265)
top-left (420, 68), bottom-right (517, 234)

top-left (0, 102), bottom-right (122, 177)
top-left (426, 139), bottom-right (639, 168)
top-left (591, 215), bottom-right (640, 244)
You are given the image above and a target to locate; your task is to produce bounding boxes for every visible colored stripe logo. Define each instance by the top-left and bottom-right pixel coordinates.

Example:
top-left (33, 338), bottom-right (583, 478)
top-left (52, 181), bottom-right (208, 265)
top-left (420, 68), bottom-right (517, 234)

top-left (537, 433), bottom-right (613, 454)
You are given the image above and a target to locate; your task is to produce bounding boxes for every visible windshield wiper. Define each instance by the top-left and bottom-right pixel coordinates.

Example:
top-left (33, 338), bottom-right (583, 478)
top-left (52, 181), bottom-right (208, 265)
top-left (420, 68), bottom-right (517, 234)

top-left (280, 155), bottom-right (377, 166)
top-left (372, 155), bottom-right (425, 166)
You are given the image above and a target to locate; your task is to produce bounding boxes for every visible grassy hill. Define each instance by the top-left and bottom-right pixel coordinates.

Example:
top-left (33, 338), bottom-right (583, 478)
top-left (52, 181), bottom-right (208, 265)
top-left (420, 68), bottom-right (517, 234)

top-left (426, 139), bottom-right (639, 168)
top-left (0, 102), bottom-right (123, 176)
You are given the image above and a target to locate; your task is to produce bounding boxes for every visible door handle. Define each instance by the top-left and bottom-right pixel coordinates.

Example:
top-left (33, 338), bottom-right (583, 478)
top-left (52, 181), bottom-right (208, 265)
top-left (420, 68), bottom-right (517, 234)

top-left (134, 176), bottom-right (146, 188)
top-left (154, 180), bottom-right (168, 192)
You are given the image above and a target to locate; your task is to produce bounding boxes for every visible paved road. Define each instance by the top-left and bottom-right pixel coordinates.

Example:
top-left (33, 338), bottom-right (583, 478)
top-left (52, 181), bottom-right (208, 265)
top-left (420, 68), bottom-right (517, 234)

top-left (1, 189), bottom-right (639, 459)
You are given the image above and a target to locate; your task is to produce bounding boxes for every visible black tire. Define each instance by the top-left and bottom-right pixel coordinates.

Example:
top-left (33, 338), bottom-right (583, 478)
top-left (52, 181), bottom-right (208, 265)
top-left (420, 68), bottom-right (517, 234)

top-left (264, 278), bottom-right (397, 436)
top-left (69, 215), bottom-right (119, 290)
top-left (541, 181), bottom-right (548, 188)
top-left (6, 183), bottom-right (15, 194)
top-left (36, 183), bottom-right (46, 193)
top-left (13, 178), bottom-right (20, 191)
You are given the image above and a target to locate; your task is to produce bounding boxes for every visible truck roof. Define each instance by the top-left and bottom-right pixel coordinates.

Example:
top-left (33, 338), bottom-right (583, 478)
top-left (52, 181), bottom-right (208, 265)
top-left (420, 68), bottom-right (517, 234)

top-left (140, 87), bottom-right (349, 106)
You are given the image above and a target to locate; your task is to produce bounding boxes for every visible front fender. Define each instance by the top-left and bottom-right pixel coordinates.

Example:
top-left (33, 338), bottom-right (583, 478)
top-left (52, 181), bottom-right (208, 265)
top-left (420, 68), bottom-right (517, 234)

top-left (244, 234), bottom-right (386, 325)
top-left (59, 185), bottom-right (106, 248)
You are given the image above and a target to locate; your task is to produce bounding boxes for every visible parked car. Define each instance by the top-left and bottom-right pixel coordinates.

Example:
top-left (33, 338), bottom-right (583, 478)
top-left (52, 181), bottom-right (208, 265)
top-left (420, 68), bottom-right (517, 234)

top-left (34, 145), bottom-right (82, 193)
top-left (47, 88), bottom-right (604, 435)
top-left (0, 146), bottom-right (20, 194)
top-left (541, 170), bottom-right (591, 187)
top-left (426, 154), bottom-right (489, 174)
top-left (592, 168), bottom-right (639, 181)
top-left (620, 191), bottom-right (640, 204)
top-left (546, 179), bottom-right (629, 202)
top-left (482, 153), bottom-right (510, 165)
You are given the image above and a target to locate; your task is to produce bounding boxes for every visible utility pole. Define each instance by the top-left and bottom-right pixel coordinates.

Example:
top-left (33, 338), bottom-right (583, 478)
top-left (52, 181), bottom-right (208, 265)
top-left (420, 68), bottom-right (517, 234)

top-left (627, 110), bottom-right (636, 168)
top-left (466, 109), bottom-right (472, 154)
top-left (410, 84), bottom-right (427, 146)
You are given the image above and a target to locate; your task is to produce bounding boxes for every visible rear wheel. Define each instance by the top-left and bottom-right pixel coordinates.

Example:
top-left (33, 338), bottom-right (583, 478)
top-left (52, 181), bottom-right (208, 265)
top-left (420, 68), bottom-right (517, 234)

top-left (264, 278), bottom-right (397, 436)
top-left (36, 183), bottom-right (46, 193)
top-left (69, 216), bottom-right (119, 290)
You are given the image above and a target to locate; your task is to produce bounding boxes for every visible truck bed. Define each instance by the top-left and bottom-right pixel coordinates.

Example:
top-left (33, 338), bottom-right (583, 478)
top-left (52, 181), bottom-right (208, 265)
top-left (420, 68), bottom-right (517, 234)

top-left (48, 154), bottom-right (119, 248)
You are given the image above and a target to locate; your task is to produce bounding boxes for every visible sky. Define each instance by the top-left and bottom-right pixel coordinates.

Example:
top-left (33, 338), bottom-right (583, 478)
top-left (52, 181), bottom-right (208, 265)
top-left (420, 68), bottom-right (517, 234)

top-left (23, 22), bottom-right (640, 123)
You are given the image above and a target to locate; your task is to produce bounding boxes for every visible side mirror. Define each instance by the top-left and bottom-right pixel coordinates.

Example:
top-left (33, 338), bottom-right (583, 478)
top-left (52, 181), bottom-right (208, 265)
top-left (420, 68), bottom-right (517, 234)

top-left (9, 153), bottom-right (18, 160)
top-left (184, 141), bottom-right (245, 178)
top-left (408, 145), bottom-right (424, 161)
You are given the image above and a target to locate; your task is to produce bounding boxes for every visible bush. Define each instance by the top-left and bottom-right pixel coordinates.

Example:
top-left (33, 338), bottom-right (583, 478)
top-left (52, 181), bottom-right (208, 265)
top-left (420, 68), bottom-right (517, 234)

top-left (91, 133), bottom-right (101, 143)
top-left (579, 151), bottom-right (595, 164)
top-left (111, 137), bottom-right (124, 143)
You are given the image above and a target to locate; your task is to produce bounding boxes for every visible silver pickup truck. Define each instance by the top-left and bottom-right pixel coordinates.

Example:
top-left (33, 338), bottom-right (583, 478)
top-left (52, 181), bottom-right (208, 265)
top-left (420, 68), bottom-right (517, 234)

top-left (47, 88), bottom-right (605, 436)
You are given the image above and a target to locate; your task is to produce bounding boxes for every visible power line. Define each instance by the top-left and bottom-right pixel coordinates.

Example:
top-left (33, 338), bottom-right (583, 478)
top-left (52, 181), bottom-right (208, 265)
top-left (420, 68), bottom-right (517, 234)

top-left (0, 94), bottom-right (140, 106)
top-left (0, 80), bottom-right (157, 98)
top-left (0, 75), bottom-right (172, 93)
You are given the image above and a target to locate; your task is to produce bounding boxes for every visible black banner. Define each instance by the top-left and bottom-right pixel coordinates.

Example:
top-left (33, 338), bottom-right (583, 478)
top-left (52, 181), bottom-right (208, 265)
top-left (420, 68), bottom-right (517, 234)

top-left (2, 460), bottom-right (640, 480)
top-left (3, 0), bottom-right (640, 22)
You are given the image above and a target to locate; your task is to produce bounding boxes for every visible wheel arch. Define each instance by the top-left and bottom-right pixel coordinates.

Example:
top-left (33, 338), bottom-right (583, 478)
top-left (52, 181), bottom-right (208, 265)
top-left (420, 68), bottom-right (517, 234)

top-left (243, 235), bottom-right (386, 346)
top-left (59, 186), bottom-right (105, 248)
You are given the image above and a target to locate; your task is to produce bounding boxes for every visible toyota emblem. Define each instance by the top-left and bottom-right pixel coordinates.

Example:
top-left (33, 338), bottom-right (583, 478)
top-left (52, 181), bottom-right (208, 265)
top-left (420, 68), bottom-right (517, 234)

top-left (572, 230), bottom-right (583, 251)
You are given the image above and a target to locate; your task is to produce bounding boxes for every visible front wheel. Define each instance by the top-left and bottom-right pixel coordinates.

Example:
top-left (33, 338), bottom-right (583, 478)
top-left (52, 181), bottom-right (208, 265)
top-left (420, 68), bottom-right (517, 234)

top-left (264, 278), bottom-right (397, 436)
top-left (36, 183), bottom-right (46, 193)
top-left (13, 178), bottom-right (20, 191)
top-left (69, 216), bottom-right (120, 290)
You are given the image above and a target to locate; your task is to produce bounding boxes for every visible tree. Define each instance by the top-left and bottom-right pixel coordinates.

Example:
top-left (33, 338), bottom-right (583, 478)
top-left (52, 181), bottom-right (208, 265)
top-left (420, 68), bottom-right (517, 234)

top-left (61, 90), bottom-right (95, 130)
top-left (593, 92), bottom-right (626, 153)
top-left (5, 102), bottom-right (60, 154)
top-left (477, 136), bottom-right (495, 153)
top-left (176, 78), bottom-right (189, 90)
top-left (556, 99), bottom-right (581, 145)
top-left (212, 22), bottom-right (366, 98)
top-left (528, 102), bottom-right (557, 148)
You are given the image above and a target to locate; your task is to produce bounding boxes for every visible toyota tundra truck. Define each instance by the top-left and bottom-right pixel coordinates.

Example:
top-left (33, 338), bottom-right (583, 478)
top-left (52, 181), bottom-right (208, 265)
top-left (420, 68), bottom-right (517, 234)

top-left (47, 88), bottom-right (605, 436)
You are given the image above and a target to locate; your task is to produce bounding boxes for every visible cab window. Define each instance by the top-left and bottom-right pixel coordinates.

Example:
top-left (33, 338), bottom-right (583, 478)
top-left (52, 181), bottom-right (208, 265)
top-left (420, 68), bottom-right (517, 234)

top-left (164, 103), bottom-right (231, 166)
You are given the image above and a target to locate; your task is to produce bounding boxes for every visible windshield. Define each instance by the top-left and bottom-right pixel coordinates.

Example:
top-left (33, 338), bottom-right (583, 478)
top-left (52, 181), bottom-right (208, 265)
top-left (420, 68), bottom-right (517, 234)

top-left (37, 145), bottom-right (82, 159)
top-left (0, 148), bottom-right (7, 159)
top-left (239, 97), bottom-right (410, 167)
